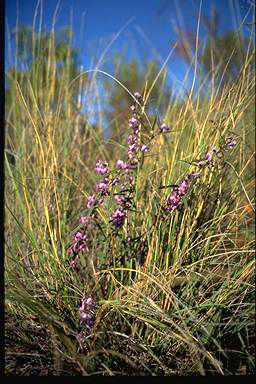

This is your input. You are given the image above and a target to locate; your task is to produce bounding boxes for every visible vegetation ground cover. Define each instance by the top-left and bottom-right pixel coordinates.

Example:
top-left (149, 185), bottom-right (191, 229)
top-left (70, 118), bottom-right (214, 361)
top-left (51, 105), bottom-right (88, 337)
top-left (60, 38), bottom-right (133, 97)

top-left (4, 4), bottom-right (255, 376)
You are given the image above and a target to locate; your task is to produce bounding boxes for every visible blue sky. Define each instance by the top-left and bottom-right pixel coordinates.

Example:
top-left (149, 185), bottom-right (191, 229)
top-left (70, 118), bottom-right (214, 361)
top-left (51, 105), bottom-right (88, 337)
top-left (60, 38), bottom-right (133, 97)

top-left (5, 0), bottom-right (254, 96)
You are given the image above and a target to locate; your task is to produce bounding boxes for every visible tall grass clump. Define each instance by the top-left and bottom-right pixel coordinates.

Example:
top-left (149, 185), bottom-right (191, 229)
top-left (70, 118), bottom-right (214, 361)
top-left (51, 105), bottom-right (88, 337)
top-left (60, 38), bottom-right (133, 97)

top-left (5, 8), bottom-right (255, 376)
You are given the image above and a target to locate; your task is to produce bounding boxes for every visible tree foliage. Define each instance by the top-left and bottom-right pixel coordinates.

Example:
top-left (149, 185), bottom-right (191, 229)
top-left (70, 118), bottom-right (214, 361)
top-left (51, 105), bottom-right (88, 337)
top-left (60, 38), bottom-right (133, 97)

top-left (5, 25), bottom-right (83, 114)
top-left (202, 31), bottom-right (252, 86)
top-left (173, 7), bottom-right (254, 87)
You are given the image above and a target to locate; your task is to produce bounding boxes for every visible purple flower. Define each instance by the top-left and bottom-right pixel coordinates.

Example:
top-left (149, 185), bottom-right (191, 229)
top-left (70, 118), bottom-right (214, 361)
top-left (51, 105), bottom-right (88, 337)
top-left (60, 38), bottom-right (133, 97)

top-left (130, 104), bottom-right (136, 112)
top-left (128, 116), bottom-right (140, 128)
top-left (114, 194), bottom-right (125, 204)
top-left (134, 91), bottom-right (142, 99)
top-left (190, 172), bottom-right (200, 179)
top-left (69, 231), bottom-right (89, 259)
top-left (165, 190), bottom-right (181, 212)
top-left (81, 312), bottom-right (92, 321)
top-left (128, 143), bottom-right (138, 158)
top-left (163, 170), bottom-right (200, 214)
top-left (195, 147), bottom-right (215, 168)
top-left (206, 152), bottom-right (213, 162)
top-left (86, 194), bottom-right (96, 210)
top-left (74, 232), bottom-right (82, 240)
top-left (168, 192), bottom-right (180, 205)
top-left (80, 216), bottom-right (90, 226)
top-left (224, 137), bottom-right (237, 149)
top-left (96, 177), bottom-right (109, 192)
top-left (80, 296), bottom-right (96, 327)
top-left (73, 232), bottom-right (88, 251)
top-left (205, 147), bottom-right (215, 165)
top-left (178, 180), bottom-right (189, 196)
top-left (80, 297), bottom-right (95, 310)
top-left (95, 160), bottom-right (109, 175)
top-left (127, 134), bottom-right (137, 144)
top-left (70, 254), bottom-right (80, 269)
top-left (133, 127), bottom-right (139, 135)
top-left (159, 123), bottom-right (170, 133)
top-left (112, 177), bottom-right (120, 186)
top-left (141, 144), bottom-right (149, 153)
top-left (111, 208), bottom-right (126, 228)
top-left (116, 159), bottom-right (128, 170)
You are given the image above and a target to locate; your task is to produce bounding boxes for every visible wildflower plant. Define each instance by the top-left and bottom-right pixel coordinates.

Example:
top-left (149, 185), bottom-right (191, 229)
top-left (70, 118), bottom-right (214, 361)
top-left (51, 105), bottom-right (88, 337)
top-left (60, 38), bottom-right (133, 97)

top-left (68, 91), bottom-right (150, 268)
top-left (67, 88), bottom-right (242, 349)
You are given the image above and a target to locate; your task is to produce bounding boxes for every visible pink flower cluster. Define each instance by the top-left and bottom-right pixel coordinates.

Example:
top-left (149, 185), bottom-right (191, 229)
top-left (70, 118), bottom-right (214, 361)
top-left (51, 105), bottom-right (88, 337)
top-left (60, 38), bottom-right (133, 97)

top-left (165, 172), bottom-right (200, 212)
top-left (95, 160), bottom-right (109, 175)
top-left (159, 122), bottom-right (171, 133)
top-left (69, 231), bottom-right (89, 268)
top-left (69, 90), bottom-right (234, 268)
top-left (69, 193), bottom-right (100, 267)
top-left (80, 296), bottom-right (96, 327)
top-left (164, 135), bottom-right (237, 213)
top-left (109, 91), bottom-right (147, 228)
top-left (111, 208), bottom-right (126, 228)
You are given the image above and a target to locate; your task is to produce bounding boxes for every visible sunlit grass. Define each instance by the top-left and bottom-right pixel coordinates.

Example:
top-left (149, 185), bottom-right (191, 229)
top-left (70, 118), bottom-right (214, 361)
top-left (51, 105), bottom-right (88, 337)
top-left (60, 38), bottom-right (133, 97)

top-left (5, 3), bottom-right (255, 375)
